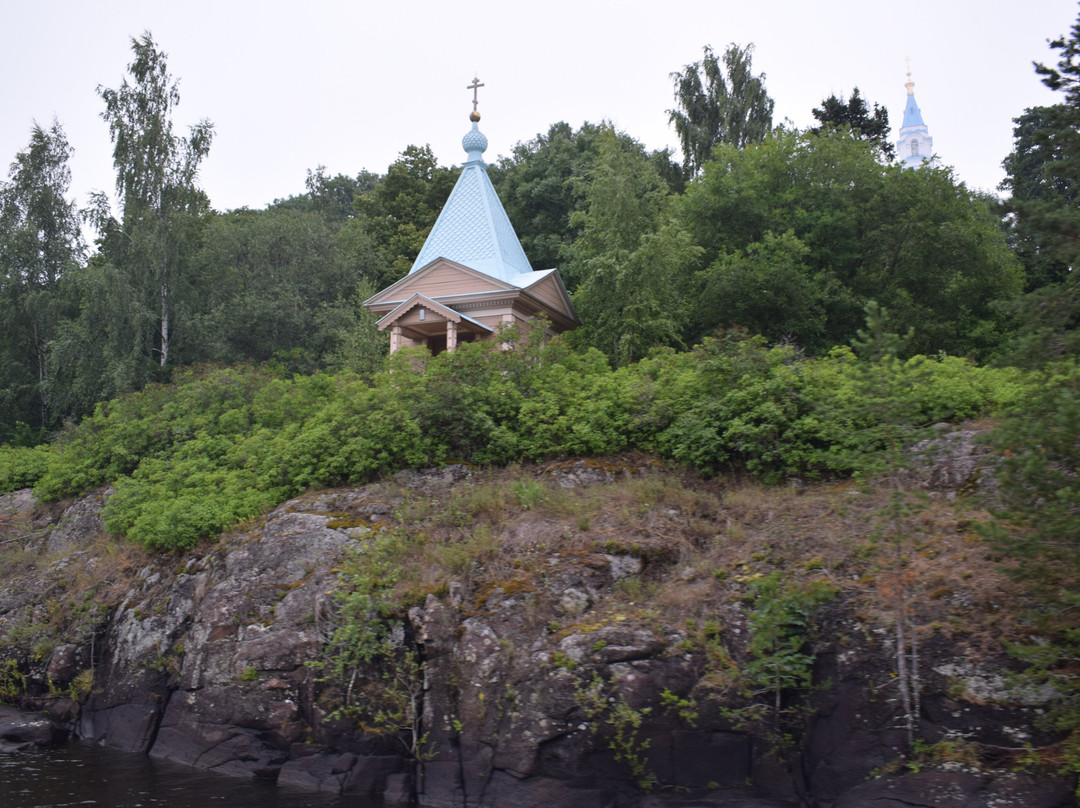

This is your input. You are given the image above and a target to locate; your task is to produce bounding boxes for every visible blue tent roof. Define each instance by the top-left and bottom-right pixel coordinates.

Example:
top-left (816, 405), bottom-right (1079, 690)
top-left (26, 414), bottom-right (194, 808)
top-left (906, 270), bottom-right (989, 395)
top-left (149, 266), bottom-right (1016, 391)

top-left (409, 122), bottom-right (534, 284)
top-left (902, 92), bottom-right (925, 129)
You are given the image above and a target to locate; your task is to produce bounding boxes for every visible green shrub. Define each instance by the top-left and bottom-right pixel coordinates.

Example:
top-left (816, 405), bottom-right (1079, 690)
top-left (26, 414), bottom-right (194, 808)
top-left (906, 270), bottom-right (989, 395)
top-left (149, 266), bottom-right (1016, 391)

top-left (35, 365), bottom-right (278, 500)
top-left (19, 324), bottom-right (1032, 553)
top-left (514, 349), bottom-right (636, 459)
top-left (0, 444), bottom-right (52, 493)
top-left (651, 336), bottom-right (813, 480)
top-left (977, 360), bottom-right (1080, 787)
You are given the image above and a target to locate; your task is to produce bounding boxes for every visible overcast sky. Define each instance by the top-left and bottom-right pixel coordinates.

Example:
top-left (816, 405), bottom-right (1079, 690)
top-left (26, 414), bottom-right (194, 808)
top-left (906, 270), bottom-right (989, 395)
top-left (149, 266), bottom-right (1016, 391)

top-left (2, 0), bottom-right (1075, 216)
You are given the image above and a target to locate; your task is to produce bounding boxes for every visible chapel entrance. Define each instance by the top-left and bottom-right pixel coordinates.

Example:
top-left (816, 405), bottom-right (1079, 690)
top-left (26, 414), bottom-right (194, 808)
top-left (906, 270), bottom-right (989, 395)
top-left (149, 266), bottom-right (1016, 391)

top-left (427, 334), bottom-right (448, 355)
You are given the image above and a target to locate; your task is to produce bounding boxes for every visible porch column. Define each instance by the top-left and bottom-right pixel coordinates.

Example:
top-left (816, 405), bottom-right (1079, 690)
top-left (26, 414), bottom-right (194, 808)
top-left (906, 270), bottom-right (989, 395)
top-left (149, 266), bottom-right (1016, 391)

top-left (499, 313), bottom-right (515, 350)
top-left (390, 325), bottom-right (403, 354)
top-left (446, 320), bottom-right (458, 352)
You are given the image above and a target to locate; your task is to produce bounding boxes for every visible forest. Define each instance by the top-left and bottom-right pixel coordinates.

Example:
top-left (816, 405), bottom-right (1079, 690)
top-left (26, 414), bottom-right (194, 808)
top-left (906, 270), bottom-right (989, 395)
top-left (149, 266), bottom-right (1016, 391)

top-left (3, 32), bottom-right (1072, 443)
top-left (3, 12), bottom-right (1080, 794)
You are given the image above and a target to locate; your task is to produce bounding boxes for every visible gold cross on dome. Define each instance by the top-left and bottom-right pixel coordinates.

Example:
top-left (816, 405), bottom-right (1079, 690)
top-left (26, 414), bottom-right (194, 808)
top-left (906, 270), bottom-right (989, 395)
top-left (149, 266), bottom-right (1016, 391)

top-left (467, 77), bottom-right (485, 113)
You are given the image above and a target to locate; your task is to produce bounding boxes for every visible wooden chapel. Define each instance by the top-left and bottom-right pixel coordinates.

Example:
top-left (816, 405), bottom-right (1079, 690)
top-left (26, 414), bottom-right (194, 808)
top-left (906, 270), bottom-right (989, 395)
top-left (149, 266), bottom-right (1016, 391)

top-left (363, 80), bottom-right (578, 354)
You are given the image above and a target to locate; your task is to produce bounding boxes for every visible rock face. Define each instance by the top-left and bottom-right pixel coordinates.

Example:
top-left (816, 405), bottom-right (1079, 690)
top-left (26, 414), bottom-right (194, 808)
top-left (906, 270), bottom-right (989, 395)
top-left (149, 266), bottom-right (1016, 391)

top-left (0, 705), bottom-right (66, 752)
top-left (0, 458), bottom-right (1075, 808)
top-left (907, 428), bottom-right (996, 495)
top-left (87, 490), bottom-right (362, 776)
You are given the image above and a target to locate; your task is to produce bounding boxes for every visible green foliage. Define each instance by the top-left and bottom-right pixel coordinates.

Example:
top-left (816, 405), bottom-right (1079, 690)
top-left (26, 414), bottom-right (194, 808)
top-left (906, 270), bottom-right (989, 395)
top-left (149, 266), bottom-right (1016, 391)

top-left (512, 348), bottom-right (635, 459)
top-left (404, 342), bottom-right (519, 465)
top-left (810, 87), bottom-right (894, 161)
top-left (996, 278), bottom-right (1080, 368)
top-left (575, 673), bottom-right (656, 790)
top-left (1000, 106), bottom-right (1080, 294)
top-left (511, 479), bottom-right (545, 510)
top-left (183, 206), bottom-right (366, 374)
top-left (659, 687), bottom-right (699, 726)
top-left (35, 364), bottom-right (430, 550)
top-left (697, 230), bottom-right (830, 351)
top-left (810, 303), bottom-right (930, 479)
top-left (490, 122), bottom-right (683, 282)
top-left (567, 126), bottom-right (701, 366)
top-left (807, 345), bottom-right (1022, 478)
top-left (647, 325), bottom-right (1017, 482)
top-left (998, 9), bottom-right (1080, 366)
top-left (729, 571), bottom-right (836, 737)
top-left (0, 119), bottom-right (83, 438)
top-left (983, 358), bottom-right (1080, 583)
top-left (35, 365), bottom-right (272, 501)
top-left (650, 334), bottom-right (809, 480)
top-left (315, 529), bottom-right (429, 760)
top-left (686, 573), bottom-right (834, 750)
top-left (354, 144), bottom-right (459, 286)
top-left (320, 532), bottom-right (407, 678)
top-left (876, 738), bottom-right (982, 777)
top-left (326, 281), bottom-right (389, 378)
top-left (680, 129), bottom-right (1023, 358)
top-left (0, 659), bottom-right (27, 703)
top-left (271, 165), bottom-right (379, 225)
top-left (489, 121), bottom-right (590, 273)
top-left (550, 651), bottom-right (577, 671)
top-left (0, 444), bottom-right (51, 493)
top-left (1034, 7), bottom-right (1080, 108)
top-left (91, 31), bottom-right (214, 373)
top-left (669, 43), bottom-right (774, 176)
top-left (27, 317), bottom-right (1024, 552)
top-left (989, 11), bottom-right (1080, 365)
top-left (46, 33), bottom-right (215, 420)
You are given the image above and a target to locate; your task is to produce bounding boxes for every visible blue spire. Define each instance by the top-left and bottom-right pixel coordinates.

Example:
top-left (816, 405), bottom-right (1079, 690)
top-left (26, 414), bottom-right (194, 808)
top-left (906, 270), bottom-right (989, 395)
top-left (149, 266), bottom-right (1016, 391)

top-left (409, 102), bottom-right (534, 283)
top-left (896, 69), bottom-right (935, 169)
top-left (902, 90), bottom-right (925, 129)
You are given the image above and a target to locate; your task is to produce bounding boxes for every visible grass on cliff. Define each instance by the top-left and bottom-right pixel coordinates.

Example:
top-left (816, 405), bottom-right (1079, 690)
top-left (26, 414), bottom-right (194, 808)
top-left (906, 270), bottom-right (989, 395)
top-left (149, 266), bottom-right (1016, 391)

top-left (309, 460), bottom-right (1033, 772)
top-left (0, 510), bottom-right (152, 684)
top-left (327, 466), bottom-right (1021, 659)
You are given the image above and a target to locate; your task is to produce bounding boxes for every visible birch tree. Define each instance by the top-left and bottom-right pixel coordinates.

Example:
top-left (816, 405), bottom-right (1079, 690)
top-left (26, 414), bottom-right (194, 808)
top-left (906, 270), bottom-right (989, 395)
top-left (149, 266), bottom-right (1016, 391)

top-left (92, 31), bottom-right (213, 370)
top-left (669, 43), bottom-right (774, 177)
top-left (0, 120), bottom-right (83, 439)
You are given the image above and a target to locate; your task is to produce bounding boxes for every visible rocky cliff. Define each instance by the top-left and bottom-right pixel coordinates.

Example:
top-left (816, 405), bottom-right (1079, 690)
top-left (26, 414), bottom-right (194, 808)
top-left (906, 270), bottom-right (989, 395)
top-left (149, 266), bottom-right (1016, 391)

top-left (0, 453), bottom-right (1075, 807)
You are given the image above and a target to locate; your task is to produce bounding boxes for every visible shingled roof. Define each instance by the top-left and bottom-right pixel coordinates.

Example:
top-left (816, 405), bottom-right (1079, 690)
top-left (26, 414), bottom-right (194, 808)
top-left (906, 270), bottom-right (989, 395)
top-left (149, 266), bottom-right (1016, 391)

top-left (409, 121), bottom-right (535, 284)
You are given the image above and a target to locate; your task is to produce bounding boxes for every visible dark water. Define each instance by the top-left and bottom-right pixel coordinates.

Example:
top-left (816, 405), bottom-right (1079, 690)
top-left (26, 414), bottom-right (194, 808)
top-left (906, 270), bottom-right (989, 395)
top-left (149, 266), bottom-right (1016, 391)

top-left (0, 744), bottom-right (378, 808)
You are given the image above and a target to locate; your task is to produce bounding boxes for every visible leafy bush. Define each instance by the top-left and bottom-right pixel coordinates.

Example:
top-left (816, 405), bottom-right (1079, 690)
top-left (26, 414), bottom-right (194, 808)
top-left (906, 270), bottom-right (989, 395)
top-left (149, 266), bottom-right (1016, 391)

top-left (0, 444), bottom-right (52, 493)
top-left (515, 349), bottom-right (635, 459)
top-left (982, 359), bottom-right (1080, 583)
top-left (800, 347), bottom-right (1027, 478)
top-left (35, 365), bottom-right (278, 500)
top-left (741, 572), bottom-right (837, 715)
top-left (650, 336), bottom-right (808, 480)
top-left (26, 328), bottom-right (1028, 552)
top-left (645, 325), bottom-right (1023, 483)
top-left (95, 370), bottom-right (437, 551)
top-left (315, 529), bottom-right (429, 760)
